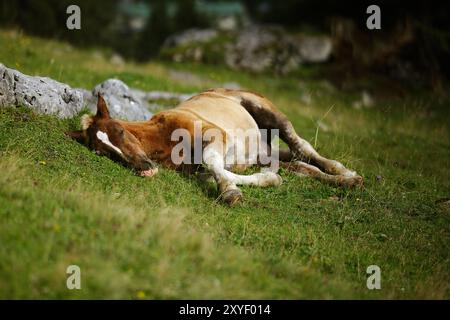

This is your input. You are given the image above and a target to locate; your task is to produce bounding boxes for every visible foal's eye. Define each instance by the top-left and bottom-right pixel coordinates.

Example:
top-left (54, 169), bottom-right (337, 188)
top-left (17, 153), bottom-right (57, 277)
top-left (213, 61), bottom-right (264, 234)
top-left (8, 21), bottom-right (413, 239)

top-left (113, 126), bottom-right (125, 138)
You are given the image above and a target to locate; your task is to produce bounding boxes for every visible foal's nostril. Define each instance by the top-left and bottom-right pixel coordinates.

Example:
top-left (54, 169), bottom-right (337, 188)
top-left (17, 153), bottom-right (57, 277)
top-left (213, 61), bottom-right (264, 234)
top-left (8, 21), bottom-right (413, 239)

top-left (131, 154), bottom-right (157, 171)
top-left (136, 156), bottom-right (155, 170)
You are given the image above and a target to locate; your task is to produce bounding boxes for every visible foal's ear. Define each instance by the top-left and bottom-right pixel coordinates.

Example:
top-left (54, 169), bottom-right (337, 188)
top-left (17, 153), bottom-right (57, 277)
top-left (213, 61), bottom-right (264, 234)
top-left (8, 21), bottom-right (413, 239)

top-left (96, 94), bottom-right (110, 119)
top-left (66, 130), bottom-right (86, 144)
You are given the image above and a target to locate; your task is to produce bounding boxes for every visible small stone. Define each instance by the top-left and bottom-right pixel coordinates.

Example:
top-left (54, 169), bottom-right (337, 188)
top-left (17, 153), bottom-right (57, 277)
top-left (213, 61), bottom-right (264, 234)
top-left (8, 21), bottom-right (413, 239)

top-left (164, 29), bottom-right (218, 47)
top-left (352, 101), bottom-right (362, 110)
top-left (317, 120), bottom-right (329, 132)
top-left (436, 199), bottom-right (450, 213)
top-left (110, 53), bottom-right (125, 66)
top-left (444, 200), bottom-right (450, 211)
top-left (295, 35), bottom-right (333, 63)
top-left (300, 93), bottom-right (312, 105)
top-left (362, 90), bottom-right (375, 108)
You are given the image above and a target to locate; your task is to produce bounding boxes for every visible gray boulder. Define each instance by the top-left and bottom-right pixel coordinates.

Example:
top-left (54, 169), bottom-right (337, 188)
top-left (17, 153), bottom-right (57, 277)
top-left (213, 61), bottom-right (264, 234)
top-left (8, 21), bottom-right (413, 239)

top-left (294, 35), bottom-right (333, 63)
top-left (0, 65), bottom-right (196, 121)
top-left (90, 79), bottom-right (153, 121)
top-left (226, 26), bottom-right (332, 73)
top-left (225, 25), bottom-right (283, 73)
top-left (92, 80), bottom-right (192, 114)
top-left (0, 63), bottom-right (84, 118)
top-left (162, 25), bottom-right (333, 74)
top-left (90, 81), bottom-right (195, 118)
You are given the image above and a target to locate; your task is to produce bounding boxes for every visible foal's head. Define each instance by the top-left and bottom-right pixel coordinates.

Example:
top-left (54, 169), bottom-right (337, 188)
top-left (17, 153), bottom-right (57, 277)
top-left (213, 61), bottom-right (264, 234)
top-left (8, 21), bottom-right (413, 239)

top-left (68, 94), bottom-right (158, 176)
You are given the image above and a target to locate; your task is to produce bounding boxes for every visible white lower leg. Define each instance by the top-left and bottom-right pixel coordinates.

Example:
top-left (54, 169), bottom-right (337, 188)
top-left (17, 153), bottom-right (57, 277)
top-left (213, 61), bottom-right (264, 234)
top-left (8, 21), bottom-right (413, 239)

top-left (294, 136), bottom-right (356, 177)
top-left (204, 146), bottom-right (282, 188)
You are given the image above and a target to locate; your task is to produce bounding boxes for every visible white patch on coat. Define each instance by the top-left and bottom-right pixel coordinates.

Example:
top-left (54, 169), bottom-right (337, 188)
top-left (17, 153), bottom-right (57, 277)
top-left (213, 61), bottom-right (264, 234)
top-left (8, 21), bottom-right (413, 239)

top-left (81, 114), bottom-right (93, 130)
top-left (96, 131), bottom-right (123, 156)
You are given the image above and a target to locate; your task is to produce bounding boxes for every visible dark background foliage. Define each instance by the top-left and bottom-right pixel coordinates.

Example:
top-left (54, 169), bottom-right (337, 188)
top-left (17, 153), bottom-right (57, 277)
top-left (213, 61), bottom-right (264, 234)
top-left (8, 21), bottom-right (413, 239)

top-left (1, 0), bottom-right (449, 87)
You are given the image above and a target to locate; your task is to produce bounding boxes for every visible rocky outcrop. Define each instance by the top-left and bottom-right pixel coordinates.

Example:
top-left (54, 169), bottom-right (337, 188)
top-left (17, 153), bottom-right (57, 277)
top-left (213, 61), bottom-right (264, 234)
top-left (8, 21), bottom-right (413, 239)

top-left (0, 64), bottom-right (193, 120)
top-left (294, 35), bottom-right (332, 63)
top-left (225, 25), bottom-right (299, 74)
top-left (161, 25), bottom-right (333, 74)
top-left (0, 64), bottom-right (84, 118)
top-left (164, 29), bottom-right (218, 47)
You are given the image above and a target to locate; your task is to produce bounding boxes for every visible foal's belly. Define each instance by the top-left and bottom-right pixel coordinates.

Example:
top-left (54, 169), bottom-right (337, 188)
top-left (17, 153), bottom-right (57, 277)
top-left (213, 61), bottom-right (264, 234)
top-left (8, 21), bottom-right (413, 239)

top-left (176, 94), bottom-right (261, 169)
top-left (176, 95), bottom-right (259, 133)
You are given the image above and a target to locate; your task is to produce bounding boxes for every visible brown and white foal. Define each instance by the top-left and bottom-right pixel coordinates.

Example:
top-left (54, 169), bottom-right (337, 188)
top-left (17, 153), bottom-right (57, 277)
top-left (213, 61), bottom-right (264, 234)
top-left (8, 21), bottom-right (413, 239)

top-left (68, 89), bottom-right (362, 205)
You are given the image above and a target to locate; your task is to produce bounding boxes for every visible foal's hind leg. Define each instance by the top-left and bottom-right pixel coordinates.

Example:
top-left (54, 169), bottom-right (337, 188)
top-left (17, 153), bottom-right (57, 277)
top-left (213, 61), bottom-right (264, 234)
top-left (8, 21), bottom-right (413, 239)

top-left (278, 119), bottom-right (358, 178)
top-left (240, 97), bottom-right (360, 179)
top-left (280, 161), bottom-right (363, 188)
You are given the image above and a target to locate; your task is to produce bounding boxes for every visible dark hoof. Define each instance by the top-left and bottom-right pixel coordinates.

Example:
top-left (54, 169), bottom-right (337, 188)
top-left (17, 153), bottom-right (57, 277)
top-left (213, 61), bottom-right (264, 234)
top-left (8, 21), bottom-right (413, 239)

top-left (221, 189), bottom-right (243, 206)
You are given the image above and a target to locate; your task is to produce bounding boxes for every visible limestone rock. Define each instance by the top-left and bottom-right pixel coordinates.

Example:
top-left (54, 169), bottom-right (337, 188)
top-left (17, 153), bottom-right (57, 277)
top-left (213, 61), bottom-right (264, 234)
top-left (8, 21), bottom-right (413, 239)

top-left (0, 64), bottom-right (84, 118)
top-left (90, 79), bottom-right (153, 121)
top-left (0, 65), bottom-right (194, 121)
top-left (162, 25), bottom-right (333, 74)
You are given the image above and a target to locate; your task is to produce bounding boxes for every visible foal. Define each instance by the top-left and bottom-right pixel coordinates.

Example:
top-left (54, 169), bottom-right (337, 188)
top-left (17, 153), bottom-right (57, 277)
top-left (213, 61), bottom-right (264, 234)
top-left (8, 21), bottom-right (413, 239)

top-left (69, 89), bottom-right (362, 205)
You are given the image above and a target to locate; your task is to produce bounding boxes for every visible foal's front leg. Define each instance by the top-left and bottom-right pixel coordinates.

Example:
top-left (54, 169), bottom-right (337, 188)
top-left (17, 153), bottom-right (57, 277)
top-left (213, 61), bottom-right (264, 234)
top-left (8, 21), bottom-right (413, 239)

top-left (203, 145), bottom-right (243, 205)
top-left (202, 145), bottom-right (281, 205)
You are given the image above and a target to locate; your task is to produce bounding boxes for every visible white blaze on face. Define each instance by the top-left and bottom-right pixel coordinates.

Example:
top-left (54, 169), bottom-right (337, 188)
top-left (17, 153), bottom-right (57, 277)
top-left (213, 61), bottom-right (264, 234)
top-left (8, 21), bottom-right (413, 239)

top-left (96, 130), bottom-right (123, 156)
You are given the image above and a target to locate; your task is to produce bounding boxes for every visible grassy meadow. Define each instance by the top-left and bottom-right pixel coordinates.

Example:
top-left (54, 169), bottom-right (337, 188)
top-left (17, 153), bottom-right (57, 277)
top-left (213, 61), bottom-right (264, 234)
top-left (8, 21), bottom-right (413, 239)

top-left (0, 29), bottom-right (449, 299)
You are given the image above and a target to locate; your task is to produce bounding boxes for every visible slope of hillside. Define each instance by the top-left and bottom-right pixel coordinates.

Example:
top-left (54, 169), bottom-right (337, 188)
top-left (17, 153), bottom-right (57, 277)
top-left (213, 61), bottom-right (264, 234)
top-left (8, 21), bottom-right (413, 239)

top-left (0, 29), bottom-right (449, 299)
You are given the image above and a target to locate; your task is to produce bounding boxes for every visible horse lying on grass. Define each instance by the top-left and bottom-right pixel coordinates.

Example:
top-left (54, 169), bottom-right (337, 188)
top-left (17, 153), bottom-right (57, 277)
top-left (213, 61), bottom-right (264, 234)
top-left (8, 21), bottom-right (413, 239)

top-left (68, 89), bottom-right (363, 205)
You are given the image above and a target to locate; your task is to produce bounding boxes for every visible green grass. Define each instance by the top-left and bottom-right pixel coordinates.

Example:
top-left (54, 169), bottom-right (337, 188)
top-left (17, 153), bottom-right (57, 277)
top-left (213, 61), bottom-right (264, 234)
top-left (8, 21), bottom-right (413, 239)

top-left (0, 29), bottom-right (449, 299)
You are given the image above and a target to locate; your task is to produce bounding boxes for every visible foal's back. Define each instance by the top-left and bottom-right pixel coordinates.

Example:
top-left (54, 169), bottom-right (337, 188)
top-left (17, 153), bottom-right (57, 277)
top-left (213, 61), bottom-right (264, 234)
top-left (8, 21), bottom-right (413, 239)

top-left (173, 90), bottom-right (260, 133)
